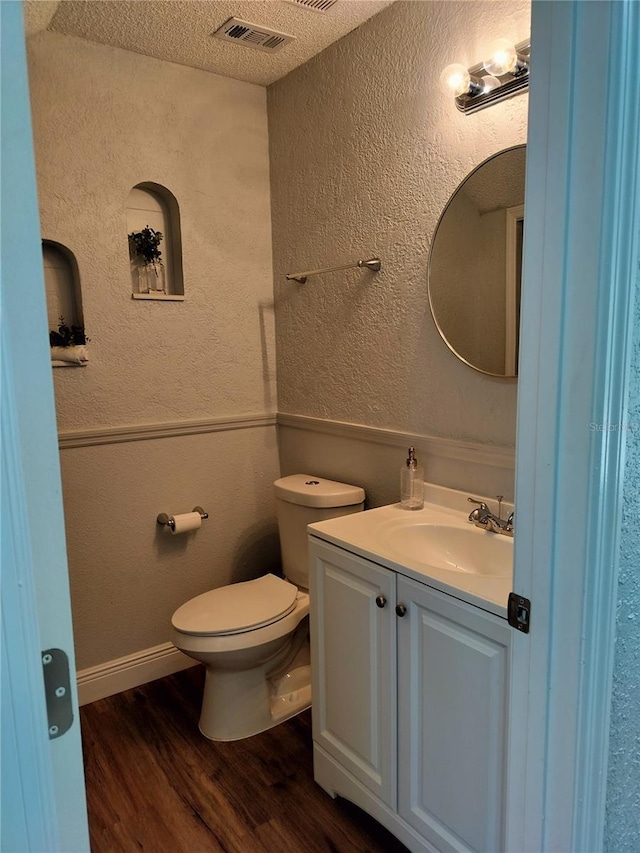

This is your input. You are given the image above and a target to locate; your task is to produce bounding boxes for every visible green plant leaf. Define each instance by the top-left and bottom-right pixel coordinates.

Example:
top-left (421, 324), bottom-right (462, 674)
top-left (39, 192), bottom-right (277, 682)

top-left (128, 225), bottom-right (164, 269)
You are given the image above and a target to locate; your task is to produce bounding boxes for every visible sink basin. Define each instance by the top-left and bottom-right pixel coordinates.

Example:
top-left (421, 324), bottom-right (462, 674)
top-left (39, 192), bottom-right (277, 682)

top-left (381, 521), bottom-right (512, 578)
top-left (308, 491), bottom-right (514, 612)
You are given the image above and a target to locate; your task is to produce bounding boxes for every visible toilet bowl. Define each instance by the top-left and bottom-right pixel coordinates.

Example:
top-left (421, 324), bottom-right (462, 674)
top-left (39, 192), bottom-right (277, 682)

top-left (172, 574), bottom-right (310, 741)
top-left (171, 474), bottom-right (365, 741)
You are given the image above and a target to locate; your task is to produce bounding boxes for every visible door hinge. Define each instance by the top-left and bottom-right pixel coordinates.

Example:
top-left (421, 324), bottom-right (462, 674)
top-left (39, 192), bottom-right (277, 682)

top-left (507, 592), bottom-right (531, 633)
top-left (41, 648), bottom-right (73, 739)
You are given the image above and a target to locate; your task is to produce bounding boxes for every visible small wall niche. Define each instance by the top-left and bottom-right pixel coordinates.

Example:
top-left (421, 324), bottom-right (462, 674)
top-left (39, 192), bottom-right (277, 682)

top-left (43, 240), bottom-right (88, 367)
top-left (126, 183), bottom-right (184, 301)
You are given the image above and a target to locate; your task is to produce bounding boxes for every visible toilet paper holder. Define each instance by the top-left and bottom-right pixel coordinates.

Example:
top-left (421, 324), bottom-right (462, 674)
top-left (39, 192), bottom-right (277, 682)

top-left (157, 506), bottom-right (209, 531)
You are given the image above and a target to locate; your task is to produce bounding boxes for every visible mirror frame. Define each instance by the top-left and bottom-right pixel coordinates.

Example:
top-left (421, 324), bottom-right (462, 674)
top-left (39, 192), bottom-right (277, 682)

top-left (428, 144), bottom-right (525, 379)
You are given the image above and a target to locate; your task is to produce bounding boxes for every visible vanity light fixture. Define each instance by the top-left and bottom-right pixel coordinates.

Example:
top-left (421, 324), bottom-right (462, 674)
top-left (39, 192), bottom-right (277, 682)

top-left (440, 38), bottom-right (530, 114)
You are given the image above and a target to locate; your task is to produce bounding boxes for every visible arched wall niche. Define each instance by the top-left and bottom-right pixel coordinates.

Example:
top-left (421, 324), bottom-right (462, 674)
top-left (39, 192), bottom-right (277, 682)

top-left (126, 182), bottom-right (185, 300)
top-left (42, 239), bottom-right (84, 332)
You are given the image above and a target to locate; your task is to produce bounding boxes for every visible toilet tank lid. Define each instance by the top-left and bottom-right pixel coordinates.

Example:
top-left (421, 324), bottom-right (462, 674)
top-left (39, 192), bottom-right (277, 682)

top-left (274, 474), bottom-right (365, 508)
top-left (171, 574), bottom-right (298, 636)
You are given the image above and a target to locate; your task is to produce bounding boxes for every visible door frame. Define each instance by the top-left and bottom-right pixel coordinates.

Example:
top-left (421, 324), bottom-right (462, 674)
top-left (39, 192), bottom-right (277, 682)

top-left (507, 1), bottom-right (640, 850)
top-left (504, 203), bottom-right (524, 376)
top-left (1, 3), bottom-right (90, 850)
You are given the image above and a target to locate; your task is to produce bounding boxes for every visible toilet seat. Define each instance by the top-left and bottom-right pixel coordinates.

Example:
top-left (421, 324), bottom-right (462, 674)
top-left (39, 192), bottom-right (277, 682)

top-left (171, 574), bottom-right (299, 637)
top-left (172, 591), bottom-right (309, 657)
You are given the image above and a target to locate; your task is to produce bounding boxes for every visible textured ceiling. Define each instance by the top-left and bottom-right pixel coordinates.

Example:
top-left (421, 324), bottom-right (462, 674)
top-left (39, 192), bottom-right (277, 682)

top-left (25, 0), bottom-right (394, 86)
top-left (24, 0), bottom-right (60, 34)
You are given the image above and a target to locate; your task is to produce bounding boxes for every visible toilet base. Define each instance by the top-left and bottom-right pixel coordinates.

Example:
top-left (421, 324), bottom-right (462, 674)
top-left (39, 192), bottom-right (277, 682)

top-left (270, 663), bottom-right (312, 724)
top-left (198, 641), bottom-right (311, 741)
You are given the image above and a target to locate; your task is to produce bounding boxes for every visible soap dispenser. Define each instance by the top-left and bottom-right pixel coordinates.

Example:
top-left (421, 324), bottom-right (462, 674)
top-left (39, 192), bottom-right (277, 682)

top-left (401, 446), bottom-right (424, 510)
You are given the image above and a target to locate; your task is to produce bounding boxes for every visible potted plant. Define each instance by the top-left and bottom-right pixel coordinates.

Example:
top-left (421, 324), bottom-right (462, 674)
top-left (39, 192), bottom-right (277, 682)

top-left (49, 316), bottom-right (89, 347)
top-left (49, 316), bottom-right (90, 364)
top-left (128, 225), bottom-right (165, 293)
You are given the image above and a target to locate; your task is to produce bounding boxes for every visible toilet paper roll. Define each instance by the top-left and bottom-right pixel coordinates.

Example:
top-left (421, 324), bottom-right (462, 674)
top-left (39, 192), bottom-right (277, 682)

top-left (170, 511), bottom-right (202, 535)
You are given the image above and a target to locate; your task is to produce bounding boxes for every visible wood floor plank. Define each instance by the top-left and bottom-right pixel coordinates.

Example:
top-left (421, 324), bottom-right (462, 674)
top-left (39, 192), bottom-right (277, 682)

top-left (80, 666), bottom-right (408, 853)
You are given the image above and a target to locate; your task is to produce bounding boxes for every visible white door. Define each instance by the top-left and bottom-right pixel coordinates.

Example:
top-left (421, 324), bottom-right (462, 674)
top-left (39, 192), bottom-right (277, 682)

top-left (310, 538), bottom-right (396, 806)
top-left (0, 4), bottom-right (90, 850)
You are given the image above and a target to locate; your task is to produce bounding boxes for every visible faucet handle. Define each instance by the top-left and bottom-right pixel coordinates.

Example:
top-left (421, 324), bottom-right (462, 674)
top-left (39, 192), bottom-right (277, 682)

top-left (467, 497), bottom-right (489, 510)
top-left (467, 497), bottom-right (489, 523)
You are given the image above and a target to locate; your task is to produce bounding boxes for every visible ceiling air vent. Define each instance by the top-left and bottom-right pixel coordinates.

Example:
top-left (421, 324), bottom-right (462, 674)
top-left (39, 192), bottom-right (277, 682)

top-left (213, 17), bottom-right (295, 53)
top-left (288, 0), bottom-right (339, 11)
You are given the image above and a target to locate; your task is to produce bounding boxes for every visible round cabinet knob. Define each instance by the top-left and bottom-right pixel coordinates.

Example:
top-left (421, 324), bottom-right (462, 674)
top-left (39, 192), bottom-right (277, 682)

top-left (395, 603), bottom-right (407, 617)
top-left (375, 595), bottom-right (387, 609)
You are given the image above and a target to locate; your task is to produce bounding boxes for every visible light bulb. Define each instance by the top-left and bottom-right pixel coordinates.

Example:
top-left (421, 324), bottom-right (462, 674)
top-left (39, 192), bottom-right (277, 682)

top-left (440, 63), bottom-right (471, 97)
top-left (481, 75), bottom-right (501, 93)
top-left (484, 39), bottom-right (518, 76)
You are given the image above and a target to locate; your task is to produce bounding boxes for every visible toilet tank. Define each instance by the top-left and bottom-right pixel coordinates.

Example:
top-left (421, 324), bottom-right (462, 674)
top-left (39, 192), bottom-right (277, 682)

top-left (274, 474), bottom-right (365, 589)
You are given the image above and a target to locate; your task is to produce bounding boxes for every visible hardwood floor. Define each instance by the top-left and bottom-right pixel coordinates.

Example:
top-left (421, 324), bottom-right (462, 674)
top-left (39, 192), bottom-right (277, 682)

top-left (80, 666), bottom-right (409, 852)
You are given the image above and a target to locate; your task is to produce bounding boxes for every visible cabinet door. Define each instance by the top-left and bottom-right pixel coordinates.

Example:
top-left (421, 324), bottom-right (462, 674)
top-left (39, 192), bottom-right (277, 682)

top-left (397, 576), bottom-right (511, 853)
top-left (310, 538), bottom-right (396, 807)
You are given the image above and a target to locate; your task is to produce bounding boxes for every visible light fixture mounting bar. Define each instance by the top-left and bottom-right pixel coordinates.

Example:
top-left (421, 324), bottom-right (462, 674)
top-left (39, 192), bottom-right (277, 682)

top-left (455, 39), bottom-right (530, 115)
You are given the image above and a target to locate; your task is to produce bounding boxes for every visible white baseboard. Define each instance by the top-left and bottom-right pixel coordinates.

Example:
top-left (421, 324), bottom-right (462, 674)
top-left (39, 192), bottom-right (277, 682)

top-left (77, 642), bottom-right (197, 706)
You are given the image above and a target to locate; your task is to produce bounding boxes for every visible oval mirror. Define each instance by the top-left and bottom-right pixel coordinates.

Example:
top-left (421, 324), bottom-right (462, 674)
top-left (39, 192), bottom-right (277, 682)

top-left (428, 145), bottom-right (526, 377)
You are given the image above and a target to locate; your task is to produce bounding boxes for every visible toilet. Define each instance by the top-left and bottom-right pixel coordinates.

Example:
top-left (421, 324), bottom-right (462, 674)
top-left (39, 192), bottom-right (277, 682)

top-left (171, 474), bottom-right (365, 741)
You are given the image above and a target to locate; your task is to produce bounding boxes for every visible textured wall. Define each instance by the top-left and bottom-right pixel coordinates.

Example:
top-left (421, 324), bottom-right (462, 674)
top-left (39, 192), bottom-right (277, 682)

top-left (605, 253), bottom-right (640, 850)
top-left (268, 0), bottom-right (529, 449)
top-left (27, 32), bottom-right (279, 668)
top-left (28, 31), bottom-right (275, 430)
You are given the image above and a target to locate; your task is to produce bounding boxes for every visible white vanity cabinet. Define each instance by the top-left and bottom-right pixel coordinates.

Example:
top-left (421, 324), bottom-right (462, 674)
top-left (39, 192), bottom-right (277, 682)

top-left (309, 536), bottom-right (512, 853)
top-left (310, 538), bottom-right (397, 808)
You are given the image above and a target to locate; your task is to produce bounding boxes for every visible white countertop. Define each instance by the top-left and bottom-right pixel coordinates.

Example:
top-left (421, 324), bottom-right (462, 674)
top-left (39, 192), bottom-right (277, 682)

top-left (308, 485), bottom-right (513, 619)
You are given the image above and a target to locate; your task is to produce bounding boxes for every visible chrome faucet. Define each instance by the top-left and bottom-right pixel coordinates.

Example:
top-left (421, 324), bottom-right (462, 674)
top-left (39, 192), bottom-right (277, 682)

top-left (467, 497), bottom-right (514, 537)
